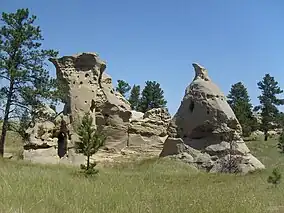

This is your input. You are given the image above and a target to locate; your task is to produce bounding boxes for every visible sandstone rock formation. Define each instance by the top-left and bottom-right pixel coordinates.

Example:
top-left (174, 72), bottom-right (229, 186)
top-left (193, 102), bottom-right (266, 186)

top-left (160, 63), bottom-right (265, 174)
top-left (24, 52), bottom-right (170, 164)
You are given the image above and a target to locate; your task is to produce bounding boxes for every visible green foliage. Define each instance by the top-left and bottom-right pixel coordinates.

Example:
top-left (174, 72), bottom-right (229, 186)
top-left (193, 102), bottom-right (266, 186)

top-left (255, 74), bottom-right (283, 141)
top-left (17, 109), bottom-right (31, 142)
top-left (116, 80), bottom-right (131, 98)
top-left (267, 168), bottom-right (281, 187)
top-left (128, 84), bottom-right (140, 110)
top-left (75, 113), bottom-right (106, 175)
top-left (0, 8), bottom-right (59, 155)
top-left (227, 82), bottom-right (258, 137)
top-left (138, 81), bottom-right (167, 113)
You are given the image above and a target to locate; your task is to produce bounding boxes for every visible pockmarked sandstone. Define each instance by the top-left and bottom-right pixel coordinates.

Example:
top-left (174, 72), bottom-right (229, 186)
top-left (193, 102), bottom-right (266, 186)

top-left (24, 53), bottom-right (171, 164)
top-left (160, 63), bottom-right (265, 174)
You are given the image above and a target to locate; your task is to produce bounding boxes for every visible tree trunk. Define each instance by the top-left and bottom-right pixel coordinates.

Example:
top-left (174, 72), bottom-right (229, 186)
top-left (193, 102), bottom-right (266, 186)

top-left (264, 131), bottom-right (268, 141)
top-left (0, 81), bottom-right (14, 157)
top-left (86, 155), bottom-right (90, 170)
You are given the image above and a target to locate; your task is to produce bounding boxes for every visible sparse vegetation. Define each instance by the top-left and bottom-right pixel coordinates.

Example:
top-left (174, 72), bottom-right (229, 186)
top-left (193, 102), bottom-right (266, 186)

top-left (267, 168), bottom-right (281, 187)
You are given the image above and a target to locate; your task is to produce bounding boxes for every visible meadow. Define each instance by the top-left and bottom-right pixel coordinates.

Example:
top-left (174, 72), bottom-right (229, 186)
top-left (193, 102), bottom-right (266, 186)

top-left (1, 132), bottom-right (284, 213)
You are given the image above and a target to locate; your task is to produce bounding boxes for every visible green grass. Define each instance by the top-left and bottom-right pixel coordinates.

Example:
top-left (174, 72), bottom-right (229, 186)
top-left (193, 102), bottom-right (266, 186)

top-left (1, 134), bottom-right (284, 212)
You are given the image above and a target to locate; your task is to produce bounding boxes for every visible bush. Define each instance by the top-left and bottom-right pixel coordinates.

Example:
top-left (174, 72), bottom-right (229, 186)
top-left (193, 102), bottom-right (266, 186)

top-left (267, 168), bottom-right (281, 187)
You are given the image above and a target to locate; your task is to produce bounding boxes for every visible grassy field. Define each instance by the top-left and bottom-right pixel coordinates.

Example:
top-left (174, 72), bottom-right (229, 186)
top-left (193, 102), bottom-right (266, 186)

top-left (1, 133), bottom-right (284, 213)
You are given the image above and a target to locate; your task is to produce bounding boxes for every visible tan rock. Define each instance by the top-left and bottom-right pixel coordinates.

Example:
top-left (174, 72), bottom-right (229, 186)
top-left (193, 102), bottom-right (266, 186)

top-left (24, 52), bottom-right (172, 165)
top-left (129, 108), bottom-right (171, 137)
top-left (160, 63), bottom-right (265, 174)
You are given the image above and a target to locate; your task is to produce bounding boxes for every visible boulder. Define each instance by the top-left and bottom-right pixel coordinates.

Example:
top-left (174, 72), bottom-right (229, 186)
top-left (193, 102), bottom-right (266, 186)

top-left (24, 52), bottom-right (171, 165)
top-left (129, 108), bottom-right (171, 137)
top-left (160, 63), bottom-right (265, 174)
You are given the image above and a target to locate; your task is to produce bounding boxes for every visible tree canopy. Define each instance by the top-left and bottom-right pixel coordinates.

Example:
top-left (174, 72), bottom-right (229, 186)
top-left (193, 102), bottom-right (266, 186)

top-left (138, 81), bottom-right (167, 113)
top-left (227, 82), bottom-right (257, 136)
top-left (0, 8), bottom-right (58, 156)
top-left (128, 84), bottom-right (140, 110)
top-left (255, 74), bottom-right (283, 141)
top-left (116, 80), bottom-right (131, 98)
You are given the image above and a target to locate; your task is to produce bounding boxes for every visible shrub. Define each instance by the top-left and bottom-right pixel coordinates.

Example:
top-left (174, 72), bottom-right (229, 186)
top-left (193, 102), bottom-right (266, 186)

top-left (267, 168), bottom-right (281, 187)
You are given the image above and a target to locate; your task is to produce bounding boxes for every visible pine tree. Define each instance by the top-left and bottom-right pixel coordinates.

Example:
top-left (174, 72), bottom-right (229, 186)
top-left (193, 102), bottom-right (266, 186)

top-left (138, 81), bottom-right (167, 113)
top-left (255, 74), bottom-right (283, 141)
top-left (75, 113), bottom-right (106, 175)
top-left (128, 85), bottom-right (140, 110)
top-left (0, 9), bottom-right (58, 156)
top-left (116, 80), bottom-right (131, 98)
top-left (227, 82), bottom-right (257, 137)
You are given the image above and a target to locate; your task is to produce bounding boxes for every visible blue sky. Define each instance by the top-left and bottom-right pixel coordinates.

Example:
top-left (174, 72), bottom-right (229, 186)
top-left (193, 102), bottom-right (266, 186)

top-left (2, 0), bottom-right (284, 115)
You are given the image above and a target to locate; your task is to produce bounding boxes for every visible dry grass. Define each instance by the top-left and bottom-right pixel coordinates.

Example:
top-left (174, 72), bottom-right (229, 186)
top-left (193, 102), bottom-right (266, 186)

top-left (1, 133), bottom-right (284, 213)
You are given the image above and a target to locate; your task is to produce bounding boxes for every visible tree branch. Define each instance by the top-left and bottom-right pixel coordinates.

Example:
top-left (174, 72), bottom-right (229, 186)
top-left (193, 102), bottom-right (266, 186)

top-left (0, 75), bottom-right (10, 81)
top-left (10, 101), bottom-right (31, 111)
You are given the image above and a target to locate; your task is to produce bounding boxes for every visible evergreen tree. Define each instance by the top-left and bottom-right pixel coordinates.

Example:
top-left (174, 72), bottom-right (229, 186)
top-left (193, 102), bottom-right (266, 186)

top-left (75, 113), bottom-right (106, 175)
top-left (0, 9), bottom-right (58, 156)
top-left (227, 82), bottom-right (257, 136)
top-left (138, 81), bottom-right (167, 113)
top-left (116, 80), bottom-right (131, 98)
top-left (128, 85), bottom-right (140, 110)
top-left (255, 74), bottom-right (283, 141)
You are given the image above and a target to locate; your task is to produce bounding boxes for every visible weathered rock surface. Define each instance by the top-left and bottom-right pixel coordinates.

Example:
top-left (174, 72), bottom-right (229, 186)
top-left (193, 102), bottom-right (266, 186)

top-left (24, 52), bottom-right (171, 165)
top-left (160, 63), bottom-right (265, 174)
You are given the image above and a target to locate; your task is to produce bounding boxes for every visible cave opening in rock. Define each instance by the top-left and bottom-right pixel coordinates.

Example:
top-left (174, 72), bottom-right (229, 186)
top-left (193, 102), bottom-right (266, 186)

top-left (57, 132), bottom-right (67, 158)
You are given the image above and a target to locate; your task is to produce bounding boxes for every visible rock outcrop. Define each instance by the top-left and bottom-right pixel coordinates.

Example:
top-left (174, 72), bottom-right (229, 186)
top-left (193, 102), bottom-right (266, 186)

top-left (24, 52), bottom-right (170, 164)
top-left (160, 63), bottom-right (265, 174)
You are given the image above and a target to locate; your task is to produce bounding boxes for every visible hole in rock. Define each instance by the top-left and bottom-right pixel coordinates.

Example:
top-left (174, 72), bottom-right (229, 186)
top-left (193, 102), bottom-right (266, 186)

top-left (90, 99), bottom-right (96, 112)
top-left (57, 132), bottom-right (67, 158)
top-left (189, 101), bottom-right (195, 112)
top-left (80, 81), bottom-right (83, 84)
top-left (85, 73), bottom-right (90, 78)
top-left (85, 101), bottom-right (87, 104)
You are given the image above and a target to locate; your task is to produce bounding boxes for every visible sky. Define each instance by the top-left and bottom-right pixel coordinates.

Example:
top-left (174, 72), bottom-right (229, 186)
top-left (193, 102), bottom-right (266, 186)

top-left (2, 0), bottom-right (284, 115)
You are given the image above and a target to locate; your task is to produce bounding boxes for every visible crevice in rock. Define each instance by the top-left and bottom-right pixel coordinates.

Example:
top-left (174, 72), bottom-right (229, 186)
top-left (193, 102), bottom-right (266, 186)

top-left (189, 101), bottom-right (194, 112)
top-left (57, 132), bottom-right (67, 158)
top-left (23, 143), bottom-right (52, 150)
